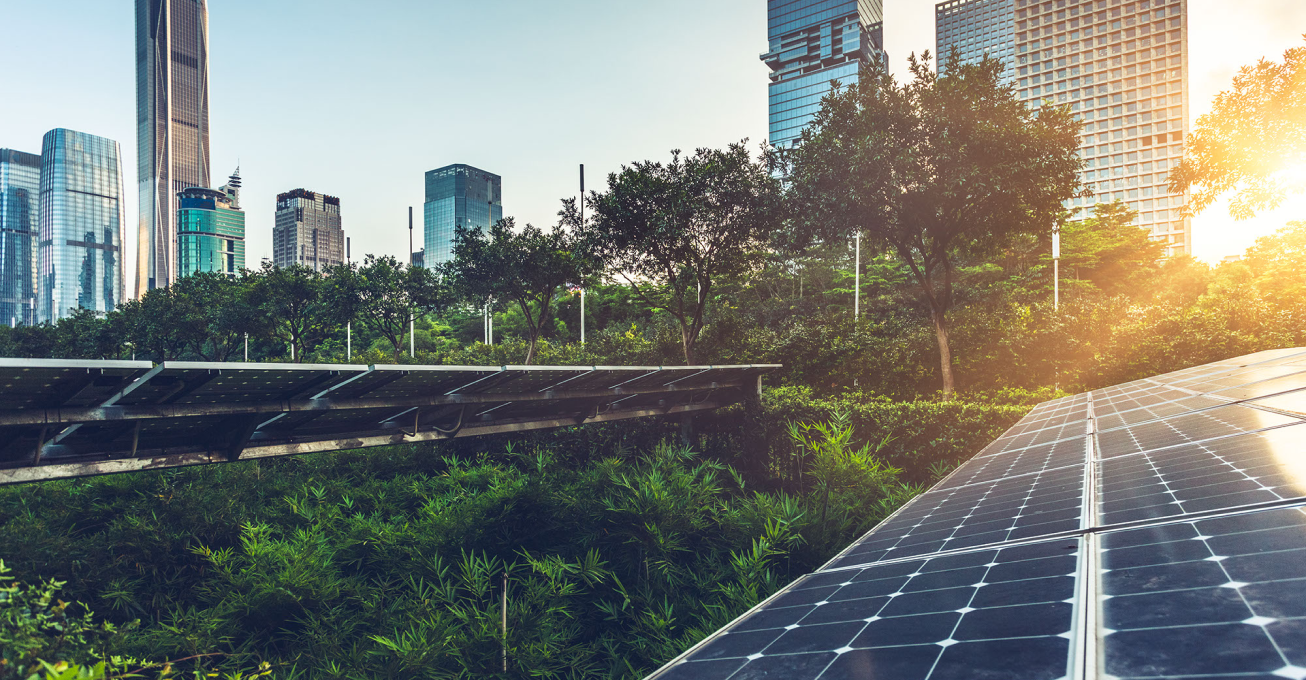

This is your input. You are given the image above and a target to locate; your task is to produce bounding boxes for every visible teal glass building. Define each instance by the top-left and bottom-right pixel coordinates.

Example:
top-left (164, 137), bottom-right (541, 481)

top-left (38, 129), bottom-right (126, 323)
top-left (0, 149), bottom-right (41, 326)
top-left (936, 0), bottom-right (1016, 80)
top-left (422, 164), bottom-right (502, 266)
top-left (762, 0), bottom-right (887, 148)
top-left (177, 183), bottom-right (244, 278)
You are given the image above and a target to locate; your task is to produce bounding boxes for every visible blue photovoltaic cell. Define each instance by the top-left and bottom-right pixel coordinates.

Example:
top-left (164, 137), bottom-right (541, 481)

top-left (657, 538), bottom-right (1080, 680)
top-left (1095, 404), bottom-right (1301, 459)
top-left (935, 437), bottom-right (1086, 490)
top-left (1100, 504), bottom-right (1306, 679)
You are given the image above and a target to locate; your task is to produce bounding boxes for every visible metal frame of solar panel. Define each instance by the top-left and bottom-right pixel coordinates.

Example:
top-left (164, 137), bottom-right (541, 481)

top-left (0, 359), bottom-right (779, 485)
top-left (648, 347), bottom-right (1306, 680)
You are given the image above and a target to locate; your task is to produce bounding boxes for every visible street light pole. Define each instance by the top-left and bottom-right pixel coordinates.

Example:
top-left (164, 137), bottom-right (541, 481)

top-left (1052, 225), bottom-right (1061, 311)
top-left (853, 231), bottom-right (861, 321)
top-left (580, 163), bottom-right (585, 344)
top-left (409, 206), bottom-right (415, 358)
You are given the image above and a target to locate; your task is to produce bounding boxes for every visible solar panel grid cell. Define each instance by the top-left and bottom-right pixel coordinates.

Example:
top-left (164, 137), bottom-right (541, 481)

top-left (935, 437), bottom-right (1088, 490)
top-left (1212, 372), bottom-right (1306, 401)
top-left (659, 538), bottom-right (1081, 680)
top-left (822, 465), bottom-right (1083, 570)
top-left (1095, 404), bottom-right (1301, 459)
top-left (1099, 504), bottom-right (1306, 680)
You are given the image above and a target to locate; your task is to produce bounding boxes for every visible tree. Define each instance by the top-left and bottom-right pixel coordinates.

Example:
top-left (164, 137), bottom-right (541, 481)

top-left (1170, 39), bottom-right (1306, 218)
top-left (332, 255), bottom-right (450, 362)
top-left (249, 262), bottom-right (342, 362)
top-left (574, 142), bottom-right (781, 364)
top-left (170, 272), bottom-right (263, 362)
top-left (116, 286), bottom-right (188, 362)
top-left (1055, 202), bottom-right (1166, 297)
top-left (449, 218), bottom-right (595, 365)
top-left (783, 52), bottom-right (1083, 397)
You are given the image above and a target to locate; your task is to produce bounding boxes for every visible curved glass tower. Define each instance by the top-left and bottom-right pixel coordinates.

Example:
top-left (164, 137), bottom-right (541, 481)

top-left (0, 149), bottom-right (40, 326)
top-left (38, 129), bottom-right (126, 323)
top-left (136, 0), bottom-right (210, 294)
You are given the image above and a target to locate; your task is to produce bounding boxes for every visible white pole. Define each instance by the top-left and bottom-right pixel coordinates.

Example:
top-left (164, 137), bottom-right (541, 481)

top-left (853, 231), bottom-right (861, 321)
top-left (580, 289), bottom-right (585, 344)
top-left (1052, 225), bottom-right (1061, 311)
top-left (244, 333), bottom-right (248, 362)
top-left (410, 315), bottom-right (415, 357)
top-left (347, 322), bottom-right (351, 361)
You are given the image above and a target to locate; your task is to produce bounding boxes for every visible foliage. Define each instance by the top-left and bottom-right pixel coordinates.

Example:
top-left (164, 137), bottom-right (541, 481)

top-left (783, 50), bottom-right (1083, 396)
top-left (247, 262), bottom-right (343, 362)
top-left (332, 255), bottom-right (452, 362)
top-left (576, 141), bottom-right (782, 363)
top-left (448, 219), bottom-right (595, 365)
top-left (1171, 38), bottom-right (1306, 218)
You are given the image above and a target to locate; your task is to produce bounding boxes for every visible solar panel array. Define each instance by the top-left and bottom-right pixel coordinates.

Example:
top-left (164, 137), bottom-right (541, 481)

top-left (649, 348), bottom-right (1306, 680)
top-left (0, 360), bottom-right (778, 484)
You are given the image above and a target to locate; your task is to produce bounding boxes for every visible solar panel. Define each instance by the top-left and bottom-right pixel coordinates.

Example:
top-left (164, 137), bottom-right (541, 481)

top-left (656, 538), bottom-right (1082, 680)
top-left (0, 360), bottom-right (779, 484)
top-left (1100, 503), bottom-right (1306, 680)
top-left (648, 348), bottom-right (1306, 680)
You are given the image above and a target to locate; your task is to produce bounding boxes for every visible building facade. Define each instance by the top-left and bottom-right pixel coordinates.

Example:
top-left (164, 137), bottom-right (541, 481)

top-left (937, 0), bottom-right (1191, 256)
top-left (936, 0), bottom-right (1016, 80)
top-left (176, 172), bottom-right (244, 278)
top-left (0, 149), bottom-right (41, 326)
top-left (761, 0), bottom-right (887, 148)
top-left (272, 188), bottom-right (345, 270)
top-left (422, 164), bottom-right (502, 266)
top-left (38, 129), bottom-right (126, 323)
top-left (136, 0), bottom-right (211, 294)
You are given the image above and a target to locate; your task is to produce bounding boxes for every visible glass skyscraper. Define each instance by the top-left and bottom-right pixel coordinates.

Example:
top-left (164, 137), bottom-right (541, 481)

top-left (272, 188), bottom-right (345, 271)
top-left (936, 0), bottom-right (1016, 80)
top-left (136, 0), bottom-right (211, 294)
top-left (422, 164), bottom-right (502, 266)
top-left (761, 0), bottom-right (887, 148)
top-left (937, 0), bottom-right (1191, 256)
top-left (177, 171), bottom-right (244, 278)
top-left (0, 149), bottom-right (40, 327)
top-left (38, 129), bottom-right (126, 323)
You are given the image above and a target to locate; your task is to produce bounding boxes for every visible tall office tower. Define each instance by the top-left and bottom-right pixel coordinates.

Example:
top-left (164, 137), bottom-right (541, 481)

top-left (177, 183), bottom-right (244, 278)
top-left (937, 0), bottom-right (1191, 256)
top-left (936, 0), bottom-right (1016, 80)
top-left (760, 0), bottom-right (887, 148)
top-left (0, 149), bottom-right (41, 327)
top-left (422, 164), bottom-right (502, 266)
top-left (136, 0), bottom-right (211, 294)
top-left (38, 129), bottom-right (126, 323)
top-left (272, 188), bottom-right (345, 270)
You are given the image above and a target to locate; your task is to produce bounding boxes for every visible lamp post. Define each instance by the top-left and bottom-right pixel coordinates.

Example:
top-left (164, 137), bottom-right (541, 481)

top-left (1052, 224), bottom-right (1061, 310)
top-left (409, 207), bottom-right (415, 358)
top-left (579, 163), bottom-right (585, 344)
top-left (853, 231), bottom-right (861, 321)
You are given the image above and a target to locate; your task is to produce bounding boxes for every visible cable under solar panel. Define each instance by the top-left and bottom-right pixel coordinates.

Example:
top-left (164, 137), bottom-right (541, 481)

top-left (647, 348), bottom-right (1306, 680)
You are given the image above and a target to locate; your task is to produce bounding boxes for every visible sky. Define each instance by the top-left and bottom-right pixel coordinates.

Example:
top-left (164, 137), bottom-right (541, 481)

top-left (6, 0), bottom-right (1305, 279)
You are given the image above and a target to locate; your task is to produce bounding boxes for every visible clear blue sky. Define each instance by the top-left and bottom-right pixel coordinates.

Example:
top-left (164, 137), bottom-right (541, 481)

top-left (6, 0), bottom-right (1305, 273)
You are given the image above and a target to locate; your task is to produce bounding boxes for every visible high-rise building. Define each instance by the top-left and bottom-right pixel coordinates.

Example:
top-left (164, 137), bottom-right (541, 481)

top-left (38, 129), bottom-right (126, 323)
top-left (761, 0), bottom-right (887, 148)
top-left (176, 168), bottom-right (244, 278)
top-left (272, 188), bottom-right (345, 271)
top-left (422, 164), bottom-right (502, 266)
top-left (136, 0), bottom-right (211, 294)
top-left (936, 0), bottom-right (1016, 80)
top-left (0, 149), bottom-right (41, 327)
top-left (937, 0), bottom-right (1191, 257)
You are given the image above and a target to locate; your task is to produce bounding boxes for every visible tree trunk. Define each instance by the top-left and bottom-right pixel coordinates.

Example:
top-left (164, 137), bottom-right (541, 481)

top-left (680, 327), bottom-right (695, 365)
top-left (524, 336), bottom-right (537, 366)
top-left (930, 304), bottom-right (956, 399)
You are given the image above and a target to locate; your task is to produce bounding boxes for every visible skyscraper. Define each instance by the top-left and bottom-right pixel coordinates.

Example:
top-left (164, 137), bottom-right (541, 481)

top-left (0, 149), bottom-right (40, 327)
top-left (177, 168), bottom-right (245, 278)
top-left (272, 188), bottom-right (345, 271)
top-left (761, 0), bottom-right (887, 148)
top-left (936, 0), bottom-right (1016, 80)
top-left (136, 0), bottom-right (211, 294)
top-left (422, 164), bottom-right (502, 266)
top-left (937, 0), bottom-right (1191, 257)
top-left (38, 129), bottom-right (126, 323)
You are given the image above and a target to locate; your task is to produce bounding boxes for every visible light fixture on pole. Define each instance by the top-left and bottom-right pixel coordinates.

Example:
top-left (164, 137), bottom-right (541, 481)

top-left (1052, 224), bottom-right (1061, 311)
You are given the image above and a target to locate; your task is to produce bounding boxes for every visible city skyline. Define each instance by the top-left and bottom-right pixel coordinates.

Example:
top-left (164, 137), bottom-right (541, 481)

top-left (4, 0), bottom-right (1305, 274)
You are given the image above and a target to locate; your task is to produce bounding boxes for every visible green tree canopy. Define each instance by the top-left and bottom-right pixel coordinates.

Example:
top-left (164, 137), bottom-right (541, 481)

top-left (1056, 202), bottom-right (1165, 297)
top-left (1170, 39), bottom-right (1306, 218)
top-left (783, 51), bottom-right (1083, 396)
top-left (575, 141), bottom-right (781, 364)
top-left (248, 262), bottom-right (343, 361)
top-left (332, 255), bottom-right (451, 361)
top-left (449, 218), bottom-right (595, 365)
